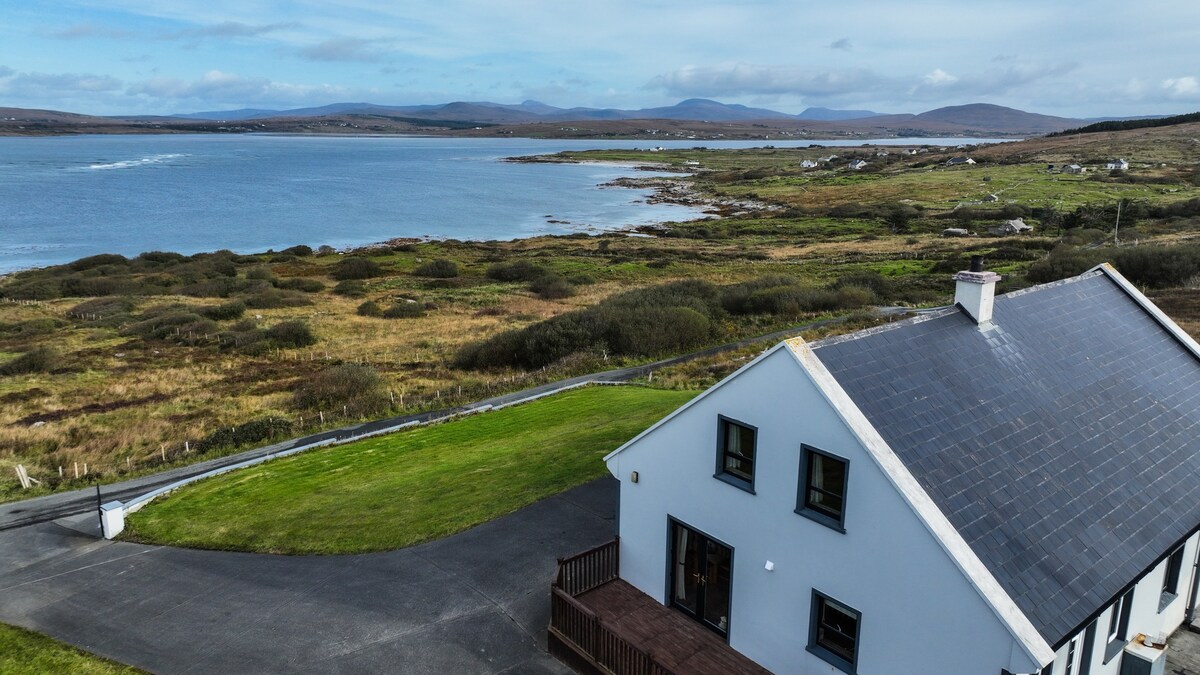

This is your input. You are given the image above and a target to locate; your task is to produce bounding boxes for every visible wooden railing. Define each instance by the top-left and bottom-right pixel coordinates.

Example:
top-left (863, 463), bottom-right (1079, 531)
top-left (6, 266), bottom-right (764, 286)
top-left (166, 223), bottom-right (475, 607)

top-left (549, 538), bottom-right (675, 675)
top-left (556, 537), bottom-right (620, 595)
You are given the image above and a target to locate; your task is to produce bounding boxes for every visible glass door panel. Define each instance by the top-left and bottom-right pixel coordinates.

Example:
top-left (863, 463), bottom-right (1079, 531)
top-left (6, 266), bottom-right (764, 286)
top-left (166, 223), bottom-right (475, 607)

top-left (669, 520), bottom-right (733, 637)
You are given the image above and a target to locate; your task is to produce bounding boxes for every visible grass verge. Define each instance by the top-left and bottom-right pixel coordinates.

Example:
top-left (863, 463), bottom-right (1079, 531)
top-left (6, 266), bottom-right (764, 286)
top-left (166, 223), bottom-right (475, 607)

top-left (0, 623), bottom-right (143, 675)
top-left (123, 385), bottom-right (695, 554)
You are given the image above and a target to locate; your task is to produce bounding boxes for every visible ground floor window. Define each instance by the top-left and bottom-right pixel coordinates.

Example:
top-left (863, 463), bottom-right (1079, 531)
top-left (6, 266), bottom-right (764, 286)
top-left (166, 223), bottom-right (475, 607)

top-left (808, 589), bottom-right (860, 673)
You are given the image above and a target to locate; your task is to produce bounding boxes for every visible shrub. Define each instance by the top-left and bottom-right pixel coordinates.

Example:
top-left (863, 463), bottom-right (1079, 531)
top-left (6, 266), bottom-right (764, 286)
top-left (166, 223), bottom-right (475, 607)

top-left (265, 320), bottom-right (317, 348)
top-left (246, 266), bottom-right (275, 281)
top-left (331, 257), bottom-right (383, 280)
top-left (69, 297), bottom-right (137, 319)
top-left (293, 364), bottom-right (389, 416)
top-left (381, 301), bottom-right (425, 318)
top-left (0, 346), bottom-right (59, 375)
top-left (194, 416), bottom-right (294, 453)
top-left (137, 251), bottom-right (186, 265)
top-left (60, 276), bottom-right (138, 297)
top-left (333, 280), bottom-right (367, 297)
top-left (1, 278), bottom-right (62, 300)
top-left (413, 259), bottom-right (459, 278)
top-left (69, 253), bottom-right (128, 271)
top-left (199, 301), bottom-right (246, 321)
top-left (530, 274), bottom-right (575, 299)
top-left (275, 277), bottom-right (325, 292)
top-left (356, 300), bottom-right (383, 317)
top-left (486, 260), bottom-right (546, 282)
top-left (281, 245), bottom-right (314, 257)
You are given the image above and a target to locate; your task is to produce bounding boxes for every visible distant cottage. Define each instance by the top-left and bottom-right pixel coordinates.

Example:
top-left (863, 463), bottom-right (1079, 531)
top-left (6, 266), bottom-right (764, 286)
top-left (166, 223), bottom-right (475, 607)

top-left (847, 159), bottom-right (868, 170)
top-left (989, 217), bottom-right (1033, 235)
top-left (552, 261), bottom-right (1200, 674)
top-left (1064, 164), bottom-right (1087, 174)
top-left (800, 159), bottom-right (819, 168)
top-left (1107, 159), bottom-right (1130, 170)
top-left (945, 156), bottom-right (976, 166)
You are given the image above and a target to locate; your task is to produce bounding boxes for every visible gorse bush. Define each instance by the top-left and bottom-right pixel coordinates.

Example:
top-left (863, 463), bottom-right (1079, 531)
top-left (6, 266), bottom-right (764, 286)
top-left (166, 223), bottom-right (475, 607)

top-left (529, 274), bottom-right (575, 299)
top-left (333, 280), bottom-right (367, 297)
top-left (194, 416), bottom-right (294, 453)
top-left (293, 363), bottom-right (389, 416)
top-left (413, 259), bottom-right (459, 278)
top-left (1025, 243), bottom-right (1200, 287)
top-left (0, 346), bottom-right (59, 375)
top-left (331, 257), bottom-right (383, 280)
top-left (199, 300), bottom-right (246, 321)
top-left (381, 301), bottom-right (425, 318)
top-left (454, 275), bottom-right (880, 371)
top-left (486, 260), bottom-right (546, 282)
top-left (275, 277), bottom-right (325, 293)
top-left (265, 320), bottom-right (317, 348)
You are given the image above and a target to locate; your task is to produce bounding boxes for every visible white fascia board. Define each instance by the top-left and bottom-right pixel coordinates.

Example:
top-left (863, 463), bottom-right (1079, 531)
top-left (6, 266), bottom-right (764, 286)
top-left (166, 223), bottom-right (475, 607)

top-left (783, 337), bottom-right (1055, 670)
top-left (602, 342), bottom-right (786, 464)
top-left (1090, 262), bottom-right (1200, 360)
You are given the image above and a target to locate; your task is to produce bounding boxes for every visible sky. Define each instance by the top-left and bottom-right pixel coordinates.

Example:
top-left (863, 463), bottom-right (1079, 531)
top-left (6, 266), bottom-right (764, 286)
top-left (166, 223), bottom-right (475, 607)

top-left (1, 1), bottom-right (1197, 118)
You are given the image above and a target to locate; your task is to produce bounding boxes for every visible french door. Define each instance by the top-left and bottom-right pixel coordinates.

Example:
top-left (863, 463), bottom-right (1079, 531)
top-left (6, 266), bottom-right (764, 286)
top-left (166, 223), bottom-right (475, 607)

top-left (669, 520), bottom-right (733, 637)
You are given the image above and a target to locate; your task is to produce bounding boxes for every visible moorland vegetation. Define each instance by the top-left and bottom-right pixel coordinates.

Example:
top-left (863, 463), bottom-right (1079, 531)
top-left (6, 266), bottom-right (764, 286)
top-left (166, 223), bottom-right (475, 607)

top-left (3, 120), bottom-right (1200, 501)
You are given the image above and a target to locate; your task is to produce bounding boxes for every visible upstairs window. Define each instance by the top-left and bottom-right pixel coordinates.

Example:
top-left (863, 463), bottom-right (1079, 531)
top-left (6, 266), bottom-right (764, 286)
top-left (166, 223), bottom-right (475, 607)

top-left (797, 445), bottom-right (849, 532)
top-left (715, 416), bottom-right (756, 492)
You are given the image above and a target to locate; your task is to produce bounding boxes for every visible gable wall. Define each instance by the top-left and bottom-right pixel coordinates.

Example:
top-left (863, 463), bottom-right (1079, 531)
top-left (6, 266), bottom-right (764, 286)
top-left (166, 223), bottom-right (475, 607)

top-left (607, 347), bottom-right (1039, 674)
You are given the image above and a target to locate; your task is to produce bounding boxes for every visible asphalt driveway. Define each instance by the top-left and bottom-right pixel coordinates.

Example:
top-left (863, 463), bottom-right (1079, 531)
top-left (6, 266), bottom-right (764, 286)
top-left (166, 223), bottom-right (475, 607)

top-left (0, 478), bottom-right (618, 674)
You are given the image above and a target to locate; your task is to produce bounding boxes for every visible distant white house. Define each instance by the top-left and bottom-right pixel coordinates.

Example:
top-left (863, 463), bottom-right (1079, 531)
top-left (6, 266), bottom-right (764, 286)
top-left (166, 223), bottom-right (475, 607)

top-left (945, 156), bottom-right (976, 166)
top-left (989, 217), bottom-right (1033, 235)
top-left (847, 159), bottom-right (868, 170)
top-left (1106, 159), bottom-right (1130, 170)
top-left (599, 262), bottom-right (1200, 674)
top-left (819, 154), bottom-right (840, 163)
top-left (1064, 164), bottom-right (1087, 174)
top-left (942, 227), bottom-right (972, 237)
top-left (800, 159), bottom-right (819, 168)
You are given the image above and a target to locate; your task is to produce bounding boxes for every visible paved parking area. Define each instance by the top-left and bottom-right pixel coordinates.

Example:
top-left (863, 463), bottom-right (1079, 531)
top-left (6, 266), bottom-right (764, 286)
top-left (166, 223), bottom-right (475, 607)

top-left (0, 478), bottom-right (618, 674)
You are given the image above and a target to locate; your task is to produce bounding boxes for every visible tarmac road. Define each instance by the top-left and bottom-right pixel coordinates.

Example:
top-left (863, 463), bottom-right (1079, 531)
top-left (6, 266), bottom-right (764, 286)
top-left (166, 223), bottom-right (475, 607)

top-left (0, 478), bottom-right (618, 674)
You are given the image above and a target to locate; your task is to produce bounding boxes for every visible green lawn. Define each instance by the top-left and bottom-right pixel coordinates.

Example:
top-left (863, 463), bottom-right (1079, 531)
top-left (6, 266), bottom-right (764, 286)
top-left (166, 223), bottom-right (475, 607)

top-left (0, 623), bottom-right (143, 675)
top-left (124, 385), bottom-right (695, 554)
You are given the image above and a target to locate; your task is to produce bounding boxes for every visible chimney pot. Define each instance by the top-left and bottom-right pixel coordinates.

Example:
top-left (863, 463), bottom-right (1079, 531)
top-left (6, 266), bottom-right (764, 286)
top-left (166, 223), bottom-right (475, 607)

top-left (969, 255), bottom-right (984, 273)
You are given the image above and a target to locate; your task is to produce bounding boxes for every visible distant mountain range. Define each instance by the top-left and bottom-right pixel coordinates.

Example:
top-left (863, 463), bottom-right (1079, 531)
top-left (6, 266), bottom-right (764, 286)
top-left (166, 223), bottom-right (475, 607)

top-left (6, 99), bottom-right (1177, 138)
top-left (167, 99), bottom-right (1083, 133)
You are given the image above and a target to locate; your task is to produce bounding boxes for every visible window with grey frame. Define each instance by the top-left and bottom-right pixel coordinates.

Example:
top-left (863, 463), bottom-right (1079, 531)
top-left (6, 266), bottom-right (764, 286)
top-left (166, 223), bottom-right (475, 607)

top-left (715, 416), bottom-right (756, 492)
top-left (808, 589), bottom-right (860, 674)
top-left (797, 445), bottom-right (849, 531)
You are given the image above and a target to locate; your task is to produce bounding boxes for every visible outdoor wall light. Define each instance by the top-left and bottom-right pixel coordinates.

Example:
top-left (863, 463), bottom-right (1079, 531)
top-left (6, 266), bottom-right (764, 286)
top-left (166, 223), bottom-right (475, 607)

top-left (630, 471), bottom-right (639, 483)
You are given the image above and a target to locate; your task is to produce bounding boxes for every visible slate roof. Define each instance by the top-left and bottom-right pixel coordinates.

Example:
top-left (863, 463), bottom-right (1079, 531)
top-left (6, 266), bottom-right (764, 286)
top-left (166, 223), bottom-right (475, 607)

top-left (811, 268), bottom-right (1200, 645)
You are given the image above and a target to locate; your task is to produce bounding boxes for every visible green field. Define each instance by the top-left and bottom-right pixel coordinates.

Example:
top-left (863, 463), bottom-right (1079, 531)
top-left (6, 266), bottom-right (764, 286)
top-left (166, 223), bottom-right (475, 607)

top-left (123, 385), bottom-right (695, 554)
top-left (0, 623), bottom-right (142, 675)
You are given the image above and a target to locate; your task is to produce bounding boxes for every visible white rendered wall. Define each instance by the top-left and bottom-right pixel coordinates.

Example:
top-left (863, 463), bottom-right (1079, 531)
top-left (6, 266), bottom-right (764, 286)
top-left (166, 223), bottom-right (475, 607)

top-left (1046, 531), bottom-right (1200, 675)
top-left (607, 347), bottom-right (1039, 674)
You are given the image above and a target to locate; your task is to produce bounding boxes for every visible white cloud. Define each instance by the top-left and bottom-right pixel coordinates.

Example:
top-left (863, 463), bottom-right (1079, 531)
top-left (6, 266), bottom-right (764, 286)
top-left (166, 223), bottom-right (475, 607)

top-left (127, 70), bottom-right (368, 107)
top-left (922, 68), bottom-right (958, 86)
top-left (1162, 76), bottom-right (1199, 98)
top-left (828, 38), bottom-right (852, 51)
top-left (164, 21), bottom-right (300, 41)
top-left (0, 70), bottom-right (123, 97)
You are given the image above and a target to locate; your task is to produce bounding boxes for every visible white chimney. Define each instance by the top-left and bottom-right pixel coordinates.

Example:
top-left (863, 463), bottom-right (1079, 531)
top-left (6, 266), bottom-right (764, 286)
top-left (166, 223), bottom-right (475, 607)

top-left (953, 255), bottom-right (1001, 325)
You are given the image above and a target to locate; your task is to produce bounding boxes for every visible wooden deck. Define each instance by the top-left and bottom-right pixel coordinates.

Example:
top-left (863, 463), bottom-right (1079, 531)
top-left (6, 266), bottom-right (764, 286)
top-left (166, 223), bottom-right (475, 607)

top-left (548, 538), bottom-right (769, 675)
top-left (575, 579), bottom-right (770, 675)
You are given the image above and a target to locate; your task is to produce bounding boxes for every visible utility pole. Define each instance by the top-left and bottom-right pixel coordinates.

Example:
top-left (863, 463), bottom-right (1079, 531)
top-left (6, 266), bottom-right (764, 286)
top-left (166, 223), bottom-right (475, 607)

top-left (1114, 200), bottom-right (1123, 245)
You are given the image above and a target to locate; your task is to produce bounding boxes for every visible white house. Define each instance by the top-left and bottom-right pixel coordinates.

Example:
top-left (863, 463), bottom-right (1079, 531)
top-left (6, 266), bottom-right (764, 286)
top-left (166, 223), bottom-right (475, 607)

top-left (601, 261), bottom-right (1200, 674)
top-left (800, 160), bottom-right (819, 168)
top-left (946, 156), bottom-right (977, 166)
top-left (1064, 164), bottom-right (1087, 174)
top-left (1107, 159), bottom-right (1130, 170)
top-left (847, 159), bottom-right (868, 170)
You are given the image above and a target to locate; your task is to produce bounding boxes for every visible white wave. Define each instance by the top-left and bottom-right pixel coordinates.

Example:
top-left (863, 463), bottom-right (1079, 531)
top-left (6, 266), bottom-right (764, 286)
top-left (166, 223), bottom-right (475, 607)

top-left (86, 153), bottom-right (187, 170)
